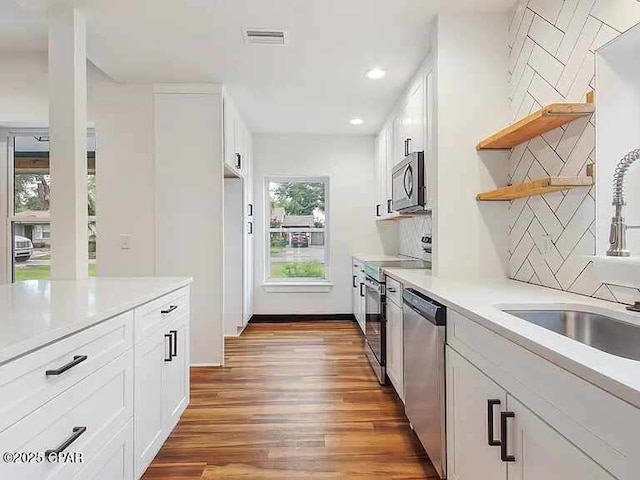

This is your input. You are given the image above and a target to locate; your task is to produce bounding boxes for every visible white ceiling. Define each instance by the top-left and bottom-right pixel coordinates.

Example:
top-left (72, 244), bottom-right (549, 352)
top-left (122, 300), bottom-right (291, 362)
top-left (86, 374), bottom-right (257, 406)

top-left (3, 0), bottom-right (515, 134)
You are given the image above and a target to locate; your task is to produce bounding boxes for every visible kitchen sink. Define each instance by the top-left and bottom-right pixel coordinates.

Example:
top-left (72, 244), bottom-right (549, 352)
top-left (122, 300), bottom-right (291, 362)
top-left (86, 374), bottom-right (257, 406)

top-left (502, 309), bottom-right (640, 361)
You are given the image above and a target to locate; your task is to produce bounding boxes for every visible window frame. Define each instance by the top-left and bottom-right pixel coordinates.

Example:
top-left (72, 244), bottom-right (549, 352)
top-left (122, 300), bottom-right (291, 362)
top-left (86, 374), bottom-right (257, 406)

top-left (263, 176), bottom-right (331, 286)
top-left (4, 129), bottom-right (96, 283)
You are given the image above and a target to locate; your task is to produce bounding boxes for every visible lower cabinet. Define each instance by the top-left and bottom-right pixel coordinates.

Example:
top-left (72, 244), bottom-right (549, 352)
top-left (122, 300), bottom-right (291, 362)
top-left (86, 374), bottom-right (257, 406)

top-left (134, 313), bottom-right (189, 477)
top-left (351, 259), bottom-right (365, 333)
top-left (446, 347), bottom-right (506, 480)
top-left (385, 299), bottom-right (403, 400)
top-left (447, 347), bottom-right (617, 480)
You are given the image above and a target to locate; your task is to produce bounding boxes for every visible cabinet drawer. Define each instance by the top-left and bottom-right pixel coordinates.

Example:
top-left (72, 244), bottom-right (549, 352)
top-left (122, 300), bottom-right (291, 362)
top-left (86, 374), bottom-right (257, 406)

top-left (449, 309), bottom-right (639, 479)
top-left (0, 350), bottom-right (133, 480)
top-left (0, 312), bottom-right (133, 433)
top-left (385, 276), bottom-right (402, 307)
top-left (134, 288), bottom-right (189, 343)
top-left (74, 420), bottom-right (133, 480)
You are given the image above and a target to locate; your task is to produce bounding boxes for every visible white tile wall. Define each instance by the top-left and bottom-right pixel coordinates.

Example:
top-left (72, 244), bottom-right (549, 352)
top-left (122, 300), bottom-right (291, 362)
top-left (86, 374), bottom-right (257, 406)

top-left (508, 0), bottom-right (640, 305)
top-left (399, 215), bottom-right (432, 261)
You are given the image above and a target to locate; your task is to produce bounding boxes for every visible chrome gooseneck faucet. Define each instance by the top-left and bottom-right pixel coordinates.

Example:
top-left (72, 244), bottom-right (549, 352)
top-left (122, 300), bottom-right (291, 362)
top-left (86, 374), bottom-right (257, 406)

top-left (607, 149), bottom-right (640, 257)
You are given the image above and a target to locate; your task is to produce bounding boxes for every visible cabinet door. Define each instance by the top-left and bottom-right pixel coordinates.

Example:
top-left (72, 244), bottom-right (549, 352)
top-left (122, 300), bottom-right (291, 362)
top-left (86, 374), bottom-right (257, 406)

top-left (223, 98), bottom-right (237, 170)
top-left (506, 396), bottom-right (616, 480)
top-left (446, 347), bottom-right (507, 480)
top-left (386, 300), bottom-right (403, 400)
top-left (384, 124), bottom-right (394, 207)
top-left (163, 318), bottom-right (189, 433)
top-left (134, 331), bottom-right (167, 477)
top-left (374, 132), bottom-right (386, 217)
top-left (243, 134), bottom-right (254, 326)
top-left (406, 78), bottom-right (425, 154)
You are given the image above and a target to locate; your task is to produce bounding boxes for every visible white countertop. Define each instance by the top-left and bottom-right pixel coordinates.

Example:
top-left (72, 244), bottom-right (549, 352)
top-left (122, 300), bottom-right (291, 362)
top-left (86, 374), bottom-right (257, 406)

top-left (352, 253), bottom-right (417, 263)
top-left (384, 268), bottom-right (640, 408)
top-left (0, 277), bottom-right (192, 365)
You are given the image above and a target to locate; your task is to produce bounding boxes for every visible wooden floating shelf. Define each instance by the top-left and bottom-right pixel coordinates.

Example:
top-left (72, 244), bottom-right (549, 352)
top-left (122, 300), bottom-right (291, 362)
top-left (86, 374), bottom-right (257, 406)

top-left (477, 102), bottom-right (594, 150)
top-left (376, 212), bottom-right (430, 222)
top-left (476, 176), bottom-right (594, 201)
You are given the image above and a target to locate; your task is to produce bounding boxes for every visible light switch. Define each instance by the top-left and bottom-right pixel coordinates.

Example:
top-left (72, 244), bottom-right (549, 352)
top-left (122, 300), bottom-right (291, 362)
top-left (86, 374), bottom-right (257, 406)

top-left (120, 234), bottom-right (131, 250)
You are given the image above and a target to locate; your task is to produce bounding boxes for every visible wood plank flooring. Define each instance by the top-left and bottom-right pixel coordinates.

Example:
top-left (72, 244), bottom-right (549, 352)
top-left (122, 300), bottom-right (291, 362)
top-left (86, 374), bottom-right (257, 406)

top-left (143, 321), bottom-right (437, 479)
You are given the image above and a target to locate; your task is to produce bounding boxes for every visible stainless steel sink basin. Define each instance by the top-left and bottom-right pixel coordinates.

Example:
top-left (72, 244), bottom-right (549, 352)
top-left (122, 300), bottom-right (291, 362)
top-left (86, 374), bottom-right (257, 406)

top-left (503, 309), bottom-right (640, 361)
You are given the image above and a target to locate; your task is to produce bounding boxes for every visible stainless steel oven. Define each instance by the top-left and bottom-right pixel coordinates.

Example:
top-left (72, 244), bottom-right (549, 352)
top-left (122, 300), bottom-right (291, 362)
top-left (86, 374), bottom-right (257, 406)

top-left (364, 274), bottom-right (386, 385)
top-left (392, 151), bottom-right (425, 213)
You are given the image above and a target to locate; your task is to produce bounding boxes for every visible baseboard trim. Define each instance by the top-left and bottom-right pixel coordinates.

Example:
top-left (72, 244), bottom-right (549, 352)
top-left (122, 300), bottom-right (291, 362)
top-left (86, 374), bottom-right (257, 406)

top-left (249, 314), bottom-right (357, 323)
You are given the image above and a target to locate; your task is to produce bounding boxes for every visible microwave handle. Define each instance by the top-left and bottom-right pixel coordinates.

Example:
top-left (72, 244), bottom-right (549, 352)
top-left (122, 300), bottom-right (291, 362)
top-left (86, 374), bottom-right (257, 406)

top-left (404, 138), bottom-right (412, 156)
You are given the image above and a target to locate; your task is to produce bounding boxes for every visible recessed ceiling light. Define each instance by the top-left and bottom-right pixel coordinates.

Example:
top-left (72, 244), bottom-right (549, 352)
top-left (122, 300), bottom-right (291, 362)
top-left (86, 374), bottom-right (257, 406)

top-left (366, 68), bottom-right (386, 80)
top-left (350, 118), bottom-right (364, 126)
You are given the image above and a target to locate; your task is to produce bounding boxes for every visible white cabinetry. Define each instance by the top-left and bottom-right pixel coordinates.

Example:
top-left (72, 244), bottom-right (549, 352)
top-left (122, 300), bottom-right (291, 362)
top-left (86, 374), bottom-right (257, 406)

top-left (446, 347), bottom-right (507, 480)
top-left (134, 289), bottom-right (190, 477)
top-left (385, 275), bottom-right (403, 400)
top-left (447, 309), bottom-right (639, 479)
top-left (374, 70), bottom-right (431, 218)
top-left (351, 259), bottom-right (365, 333)
top-left (0, 287), bottom-right (191, 480)
top-left (224, 96), bottom-right (250, 178)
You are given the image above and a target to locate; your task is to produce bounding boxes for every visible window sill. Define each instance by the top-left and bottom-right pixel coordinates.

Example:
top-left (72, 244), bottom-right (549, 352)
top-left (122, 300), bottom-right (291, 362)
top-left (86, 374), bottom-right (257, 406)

top-left (262, 282), bottom-right (334, 293)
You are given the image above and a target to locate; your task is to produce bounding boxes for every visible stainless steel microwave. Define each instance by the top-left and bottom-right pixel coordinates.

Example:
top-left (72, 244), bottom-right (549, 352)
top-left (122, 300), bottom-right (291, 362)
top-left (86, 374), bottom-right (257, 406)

top-left (392, 151), bottom-right (425, 213)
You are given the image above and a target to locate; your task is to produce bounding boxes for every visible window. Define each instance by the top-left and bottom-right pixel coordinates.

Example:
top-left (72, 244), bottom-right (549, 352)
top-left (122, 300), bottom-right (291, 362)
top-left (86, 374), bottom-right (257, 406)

top-left (7, 132), bottom-right (97, 282)
top-left (266, 177), bottom-right (329, 283)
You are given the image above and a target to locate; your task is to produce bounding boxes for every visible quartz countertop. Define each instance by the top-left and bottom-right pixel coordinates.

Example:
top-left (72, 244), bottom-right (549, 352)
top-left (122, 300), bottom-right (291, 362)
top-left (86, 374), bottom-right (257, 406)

top-left (352, 253), bottom-right (420, 263)
top-left (0, 277), bottom-right (192, 365)
top-left (383, 268), bottom-right (640, 408)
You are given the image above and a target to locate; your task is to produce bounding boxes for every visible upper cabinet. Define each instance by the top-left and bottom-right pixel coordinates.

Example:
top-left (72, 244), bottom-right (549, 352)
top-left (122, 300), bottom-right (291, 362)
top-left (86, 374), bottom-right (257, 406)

top-left (395, 77), bottom-right (426, 163)
top-left (223, 96), bottom-right (250, 178)
top-left (374, 65), bottom-right (432, 219)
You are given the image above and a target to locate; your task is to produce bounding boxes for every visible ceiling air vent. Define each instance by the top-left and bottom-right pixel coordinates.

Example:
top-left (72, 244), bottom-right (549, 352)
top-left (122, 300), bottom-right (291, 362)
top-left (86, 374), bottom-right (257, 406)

top-left (243, 29), bottom-right (288, 46)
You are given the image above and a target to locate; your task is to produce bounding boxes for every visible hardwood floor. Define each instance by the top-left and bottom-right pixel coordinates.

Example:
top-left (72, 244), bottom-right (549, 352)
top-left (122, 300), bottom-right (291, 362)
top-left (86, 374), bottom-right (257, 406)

top-left (143, 321), bottom-right (437, 479)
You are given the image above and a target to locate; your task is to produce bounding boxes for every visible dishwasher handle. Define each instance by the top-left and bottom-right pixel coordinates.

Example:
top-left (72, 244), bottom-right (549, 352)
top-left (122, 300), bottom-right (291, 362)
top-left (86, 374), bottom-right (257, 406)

top-left (403, 288), bottom-right (446, 326)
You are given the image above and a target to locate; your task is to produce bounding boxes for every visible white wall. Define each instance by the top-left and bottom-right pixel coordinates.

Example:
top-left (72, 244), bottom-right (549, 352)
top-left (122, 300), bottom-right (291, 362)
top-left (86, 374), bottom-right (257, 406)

top-left (154, 89), bottom-right (225, 366)
top-left (0, 53), bottom-right (157, 277)
top-left (432, 13), bottom-right (511, 281)
top-left (252, 134), bottom-right (387, 314)
top-left (89, 67), bottom-right (157, 276)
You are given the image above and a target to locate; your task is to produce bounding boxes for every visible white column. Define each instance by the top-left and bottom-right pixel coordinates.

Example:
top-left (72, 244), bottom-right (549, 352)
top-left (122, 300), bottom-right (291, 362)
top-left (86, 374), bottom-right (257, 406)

top-left (48, 7), bottom-right (88, 280)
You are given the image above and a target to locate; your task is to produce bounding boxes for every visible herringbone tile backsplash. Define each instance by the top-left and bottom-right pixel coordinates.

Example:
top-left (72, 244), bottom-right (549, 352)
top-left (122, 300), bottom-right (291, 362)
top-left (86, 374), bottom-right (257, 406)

top-left (508, 0), bottom-right (640, 304)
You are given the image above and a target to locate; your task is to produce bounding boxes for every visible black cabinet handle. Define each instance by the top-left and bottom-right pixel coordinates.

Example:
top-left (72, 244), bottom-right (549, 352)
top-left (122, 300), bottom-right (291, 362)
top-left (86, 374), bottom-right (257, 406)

top-left (46, 355), bottom-right (88, 376)
top-left (407, 137), bottom-right (412, 155)
top-left (487, 399), bottom-right (501, 446)
top-left (360, 283), bottom-right (365, 298)
top-left (388, 287), bottom-right (397, 293)
top-left (248, 204), bottom-right (253, 217)
top-left (376, 204), bottom-right (381, 217)
top-left (235, 153), bottom-right (242, 169)
top-left (353, 275), bottom-right (357, 288)
top-left (248, 221), bottom-right (253, 235)
top-left (170, 329), bottom-right (178, 358)
top-left (45, 426), bottom-right (86, 461)
top-left (164, 333), bottom-right (173, 362)
top-left (387, 199), bottom-right (393, 214)
top-left (161, 305), bottom-right (178, 315)
top-left (500, 411), bottom-right (516, 462)
top-left (404, 138), bottom-right (410, 157)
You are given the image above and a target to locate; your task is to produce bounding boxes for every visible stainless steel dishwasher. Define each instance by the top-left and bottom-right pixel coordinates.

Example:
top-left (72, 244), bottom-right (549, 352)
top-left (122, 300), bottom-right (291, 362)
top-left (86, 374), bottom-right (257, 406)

top-left (403, 288), bottom-right (447, 479)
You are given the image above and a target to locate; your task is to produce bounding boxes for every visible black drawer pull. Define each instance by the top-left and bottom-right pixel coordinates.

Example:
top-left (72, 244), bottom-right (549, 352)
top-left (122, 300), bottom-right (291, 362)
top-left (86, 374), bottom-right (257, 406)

top-left (45, 355), bottom-right (87, 376)
top-left (353, 275), bottom-right (358, 288)
top-left (500, 411), bottom-right (516, 462)
top-left (387, 199), bottom-right (393, 214)
top-left (45, 426), bottom-right (86, 461)
top-left (164, 333), bottom-right (173, 362)
top-left (161, 305), bottom-right (178, 315)
top-left (170, 330), bottom-right (178, 358)
top-left (360, 283), bottom-right (365, 298)
top-left (487, 399), bottom-right (501, 446)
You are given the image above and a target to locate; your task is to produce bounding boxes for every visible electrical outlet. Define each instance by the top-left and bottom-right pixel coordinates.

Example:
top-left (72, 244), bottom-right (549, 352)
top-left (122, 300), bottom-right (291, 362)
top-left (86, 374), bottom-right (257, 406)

top-left (120, 234), bottom-right (131, 250)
